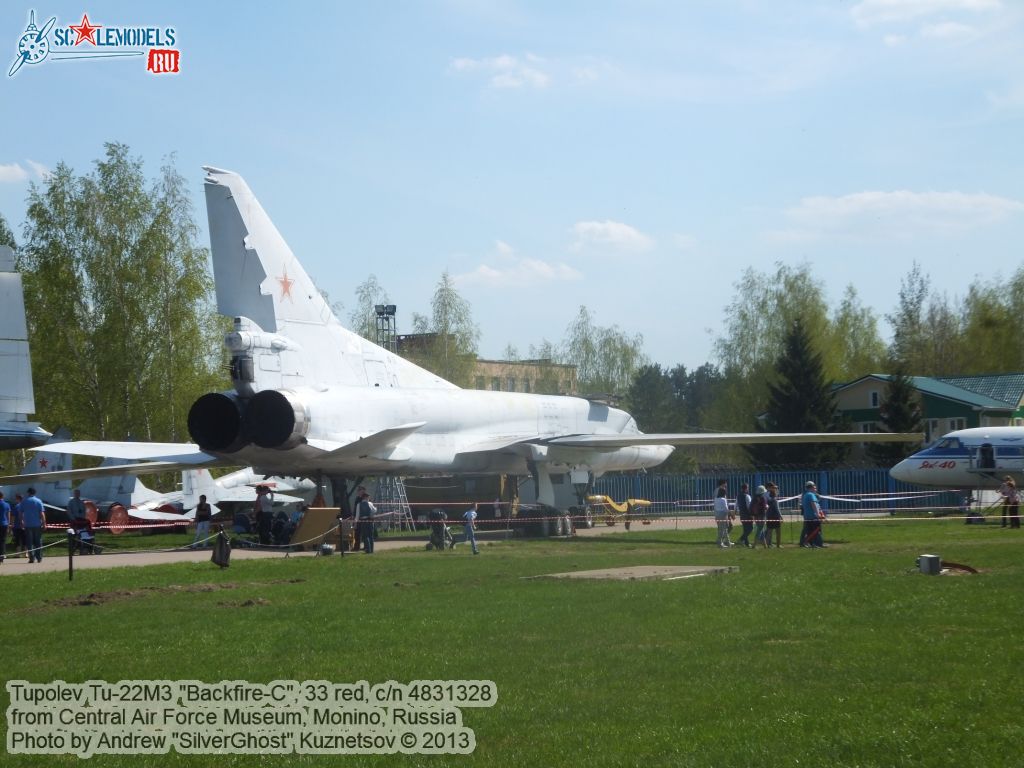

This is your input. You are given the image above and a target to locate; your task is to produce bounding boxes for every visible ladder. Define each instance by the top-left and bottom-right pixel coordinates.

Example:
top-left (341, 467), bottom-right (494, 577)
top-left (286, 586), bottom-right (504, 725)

top-left (376, 476), bottom-right (416, 531)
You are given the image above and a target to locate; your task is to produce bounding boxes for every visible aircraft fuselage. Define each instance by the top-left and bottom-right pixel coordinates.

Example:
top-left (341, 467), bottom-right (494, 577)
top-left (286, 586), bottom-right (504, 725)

top-left (890, 427), bottom-right (1024, 489)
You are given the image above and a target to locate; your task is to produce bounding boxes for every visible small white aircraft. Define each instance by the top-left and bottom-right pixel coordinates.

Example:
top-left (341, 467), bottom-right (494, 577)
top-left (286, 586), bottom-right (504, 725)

top-left (11, 168), bottom-right (919, 508)
top-left (890, 426), bottom-right (1024, 489)
top-left (0, 245), bottom-right (50, 449)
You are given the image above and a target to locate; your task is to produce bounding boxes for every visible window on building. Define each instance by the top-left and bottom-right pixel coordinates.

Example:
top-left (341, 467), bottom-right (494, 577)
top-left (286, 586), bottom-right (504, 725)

top-left (950, 418), bottom-right (965, 431)
top-left (926, 419), bottom-right (939, 442)
top-left (523, 379), bottom-right (531, 393)
top-left (507, 377), bottom-right (516, 392)
top-left (491, 377), bottom-right (501, 391)
top-left (870, 391), bottom-right (879, 408)
top-left (860, 422), bottom-right (878, 433)
top-left (474, 376), bottom-right (485, 390)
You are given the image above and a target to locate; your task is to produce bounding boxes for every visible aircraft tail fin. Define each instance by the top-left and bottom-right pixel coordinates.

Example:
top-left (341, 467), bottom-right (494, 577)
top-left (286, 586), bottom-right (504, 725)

top-left (202, 167), bottom-right (454, 393)
top-left (0, 246), bottom-right (49, 448)
top-left (0, 245), bottom-right (36, 417)
top-left (9, 427), bottom-right (74, 502)
top-left (181, 468), bottom-right (218, 508)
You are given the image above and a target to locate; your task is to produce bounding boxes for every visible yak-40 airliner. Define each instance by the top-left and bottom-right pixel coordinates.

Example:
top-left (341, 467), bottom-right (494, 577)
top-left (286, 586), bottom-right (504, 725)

top-left (7, 168), bottom-right (920, 510)
top-left (890, 427), bottom-right (1024, 490)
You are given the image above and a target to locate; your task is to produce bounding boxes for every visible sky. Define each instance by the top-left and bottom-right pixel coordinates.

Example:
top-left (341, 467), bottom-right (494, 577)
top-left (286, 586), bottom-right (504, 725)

top-left (1, 0), bottom-right (1021, 370)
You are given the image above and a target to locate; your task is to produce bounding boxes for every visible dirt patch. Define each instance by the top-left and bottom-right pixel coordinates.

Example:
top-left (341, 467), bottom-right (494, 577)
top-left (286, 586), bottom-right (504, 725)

top-left (43, 578), bottom-right (305, 609)
top-left (217, 598), bottom-right (271, 608)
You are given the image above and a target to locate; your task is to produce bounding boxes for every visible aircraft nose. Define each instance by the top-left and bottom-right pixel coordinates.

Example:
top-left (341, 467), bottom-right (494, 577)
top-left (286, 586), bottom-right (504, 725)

top-left (889, 458), bottom-right (914, 484)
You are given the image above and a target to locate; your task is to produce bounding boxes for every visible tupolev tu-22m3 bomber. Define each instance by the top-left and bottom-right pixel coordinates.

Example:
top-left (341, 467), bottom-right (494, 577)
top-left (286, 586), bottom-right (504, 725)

top-left (13, 168), bottom-right (921, 510)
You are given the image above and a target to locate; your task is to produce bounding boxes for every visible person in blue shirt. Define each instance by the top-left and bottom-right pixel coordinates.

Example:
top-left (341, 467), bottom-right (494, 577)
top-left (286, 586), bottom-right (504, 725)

top-left (10, 494), bottom-right (24, 555)
top-left (0, 491), bottom-right (10, 563)
top-left (20, 487), bottom-right (46, 563)
top-left (800, 481), bottom-right (826, 548)
top-left (463, 502), bottom-right (479, 555)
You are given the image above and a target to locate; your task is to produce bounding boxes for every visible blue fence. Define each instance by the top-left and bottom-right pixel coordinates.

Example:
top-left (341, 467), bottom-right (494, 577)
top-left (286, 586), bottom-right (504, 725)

top-left (593, 469), bottom-right (962, 515)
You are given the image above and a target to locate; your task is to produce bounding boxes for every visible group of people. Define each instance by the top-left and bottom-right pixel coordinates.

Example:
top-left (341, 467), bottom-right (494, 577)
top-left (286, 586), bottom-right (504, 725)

top-left (348, 489), bottom-right (480, 555)
top-left (714, 479), bottom-right (828, 549)
top-left (0, 488), bottom-right (47, 563)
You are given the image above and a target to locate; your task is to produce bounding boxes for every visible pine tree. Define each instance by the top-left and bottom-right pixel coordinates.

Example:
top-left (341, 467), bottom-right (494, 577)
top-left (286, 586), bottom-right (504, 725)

top-left (747, 318), bottom-right (850, 467)
top-left (866, 368), bottom-right (923, 466)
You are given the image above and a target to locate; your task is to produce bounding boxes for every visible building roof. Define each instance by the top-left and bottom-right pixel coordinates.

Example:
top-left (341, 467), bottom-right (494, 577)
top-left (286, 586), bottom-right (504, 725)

top-left (838, 374), bottom-right (1014, 412)
top-left (937, 374), bottom-right (1024, 408)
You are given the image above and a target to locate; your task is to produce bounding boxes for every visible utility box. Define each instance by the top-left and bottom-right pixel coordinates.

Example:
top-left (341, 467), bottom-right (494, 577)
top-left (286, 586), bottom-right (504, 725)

top-left (918, 554), bottom-right (941, 575)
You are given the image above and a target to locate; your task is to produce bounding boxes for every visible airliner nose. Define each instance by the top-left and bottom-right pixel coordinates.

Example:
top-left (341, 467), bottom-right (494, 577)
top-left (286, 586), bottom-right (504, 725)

top-left (889, 458), bottom-right (914, 484)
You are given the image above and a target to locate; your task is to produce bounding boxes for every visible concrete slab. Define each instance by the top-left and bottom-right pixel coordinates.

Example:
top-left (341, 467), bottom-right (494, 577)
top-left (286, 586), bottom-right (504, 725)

top-left (536, 564), bottom-right (737, 581)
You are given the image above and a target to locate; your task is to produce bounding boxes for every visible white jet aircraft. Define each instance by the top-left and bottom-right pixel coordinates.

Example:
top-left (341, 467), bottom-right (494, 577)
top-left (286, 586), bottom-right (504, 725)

top-left (11, 168), bottom-right (920, 508)
top-left (0, 245), bottom-right (50, 449)
top-left (890, 426), bottom-right (1024, 489)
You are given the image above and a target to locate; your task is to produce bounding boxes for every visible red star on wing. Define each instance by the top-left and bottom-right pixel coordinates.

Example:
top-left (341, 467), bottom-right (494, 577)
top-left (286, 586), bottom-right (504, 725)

top-left (69, 13), bottom-right (102, 46)
top-left (39, 457), bottom-right (49, 468)
top-left (277, 268), bottom-right (295, 302)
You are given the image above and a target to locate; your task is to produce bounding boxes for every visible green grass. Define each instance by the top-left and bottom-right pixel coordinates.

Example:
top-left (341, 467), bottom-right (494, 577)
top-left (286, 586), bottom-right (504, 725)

top-left (2, 520), bottom-right (1022, 767)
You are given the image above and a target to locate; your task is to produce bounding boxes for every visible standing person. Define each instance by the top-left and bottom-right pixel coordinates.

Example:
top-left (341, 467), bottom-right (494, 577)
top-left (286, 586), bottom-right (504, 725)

top-left (736, 483), bottom-right (753, 547)
top-left (800, 481), bottom-right (826, 548)
top-left (192, 494), bottom-right (213, 548)
top-left (765, 483), bottom-right (783, 548)
top-left (463, 502), bottom-right (480, 555)
top-left (21, 487), bottom-right (46, 563)
top-left (10, 493), bottom-right (24, 556)
top-left (355, 488), bottom-right (376, 554)
top-left (714, 485), bottom-right (732, 548)
top-left (66, 489), bottom-right (87, 521)
top-left (254, 486), bottom-right (274, 545)
top-left (998, 476), bottom-right (1019, 528)
top-left (751, 485), bottom-right (768, 548)
top-left (0, 491), bottom-right (9, 563)
top-left (999, 477), bottom-right (1020, 529)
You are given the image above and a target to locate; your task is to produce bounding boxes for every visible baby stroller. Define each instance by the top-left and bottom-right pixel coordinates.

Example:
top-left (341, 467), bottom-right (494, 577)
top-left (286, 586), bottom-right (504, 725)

top-left (426, 508), bottom-right (456, 551)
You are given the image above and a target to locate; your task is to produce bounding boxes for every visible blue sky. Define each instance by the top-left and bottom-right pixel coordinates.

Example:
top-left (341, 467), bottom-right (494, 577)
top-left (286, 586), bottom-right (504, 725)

top-left (1, 1), bottom-right (1021, 369)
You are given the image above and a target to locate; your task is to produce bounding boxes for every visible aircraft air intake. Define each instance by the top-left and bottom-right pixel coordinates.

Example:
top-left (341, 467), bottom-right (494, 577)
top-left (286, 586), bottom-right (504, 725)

top-left (187, 392), bottom-right (247, 452)
top-left (245, 389), bottom-right (310, 450)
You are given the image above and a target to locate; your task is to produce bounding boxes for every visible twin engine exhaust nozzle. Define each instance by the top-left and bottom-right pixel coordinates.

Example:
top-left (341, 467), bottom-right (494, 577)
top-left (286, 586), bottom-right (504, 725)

top-left (187, 389), bottom-right (309, 452)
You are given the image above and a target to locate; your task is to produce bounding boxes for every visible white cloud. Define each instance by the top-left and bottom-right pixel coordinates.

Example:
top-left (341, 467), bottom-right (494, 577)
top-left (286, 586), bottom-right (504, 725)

top-left (0, 163), bottom-right (28, 183)
top-left (884, 33), bottom-right (908, 46)
top-left (449, 53), bottom-right (550, 89)
top-left (768, 190), bottom-right (1024, 242)
top-left (570, 220), bottom-right (655, 253)
top-left (851, 0), bottom-right (1001, 27)
top-left (25, 159), bottom-right (50, 180)
top-left (987, 81), bottom-right (1024, 108)
top-left (920, 20), bottom-right (981, 41)
top-left (454, 240), bottom-right (582, 287)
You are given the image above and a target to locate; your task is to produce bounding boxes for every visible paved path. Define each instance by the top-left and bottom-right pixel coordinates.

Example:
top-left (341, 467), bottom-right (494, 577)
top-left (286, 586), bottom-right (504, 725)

top-left (0, 517), bottom-right (718, 576)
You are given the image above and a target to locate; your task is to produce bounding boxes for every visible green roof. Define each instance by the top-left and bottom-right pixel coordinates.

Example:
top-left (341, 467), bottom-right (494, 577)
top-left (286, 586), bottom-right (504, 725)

top-left (839, 374), bottom-right (1015, 412)
top-left (938, 374), bottom-right (1024, 408)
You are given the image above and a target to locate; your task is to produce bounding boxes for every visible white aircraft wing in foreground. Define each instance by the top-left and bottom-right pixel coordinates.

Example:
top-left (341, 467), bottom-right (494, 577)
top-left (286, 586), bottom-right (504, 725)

top-left (9, 168), bottom-right (921, 508)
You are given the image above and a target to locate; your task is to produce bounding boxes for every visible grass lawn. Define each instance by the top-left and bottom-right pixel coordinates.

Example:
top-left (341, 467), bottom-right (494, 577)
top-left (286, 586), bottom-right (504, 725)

top-left (2, 519), bottom-right (1022, 767)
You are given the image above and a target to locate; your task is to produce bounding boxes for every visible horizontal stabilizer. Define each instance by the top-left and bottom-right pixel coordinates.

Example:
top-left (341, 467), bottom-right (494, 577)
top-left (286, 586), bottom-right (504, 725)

top-left (32, 440), bottom-right (214, 463)
top-left (0, 459), bottom-right (226, 486)
top-left (322, 422), bottom-right (426, 461)
top-left (548, 432), bottom-right (924, 449)
top-left (128, 508), bottom-right (198, 522)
